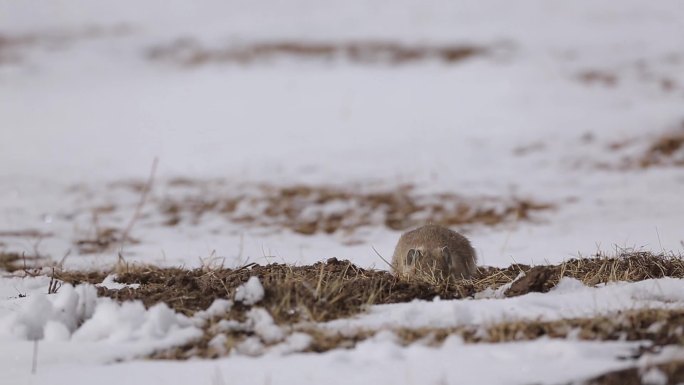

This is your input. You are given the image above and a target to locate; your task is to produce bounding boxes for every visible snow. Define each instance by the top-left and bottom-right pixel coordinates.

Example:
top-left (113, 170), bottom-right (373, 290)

top-left (0, 0), bottom-right (683, 270)
top-left (0, 276), bottom-right (683, 384)
top-left (1, 0), bottom-right (684, 383)
top-left (0, 283), bottom-right (202, 377)
top-left (234, 276), bottom-right (265, 305)
top-left (246, 307), bottom-right (285, 344)
top-left (2, 337), bottom-right (647, 385)
top-left (325, 278), bottom-right (684, 332)
top-left (194, 298), bottom-right (233, 321)
top-left (97, 274), bottom-right (140, 290)
top-left (0, 284), bottom-right (98, 340)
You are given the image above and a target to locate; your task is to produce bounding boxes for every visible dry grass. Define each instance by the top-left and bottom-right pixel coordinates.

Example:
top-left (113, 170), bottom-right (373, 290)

top-left (160, 306), bottom-right (684, 359)
top-left (52, 251), bottom-right (684, 320)
top-left (608, 122), bottom-right (684, 169)
top-left (60, 258), bottom-right (448, 322)
top-left (639, 123), bottom-right (684, 168)
top-left (0, 26), bottom-right (132, 65)
top-left (74, 227), bottom-right (136, 254)
top-left (0, 252), bottom-right (44, 273)
top-left (46, 251), bottom-right (684, 359)
top-left (577, 70), bottom-right (618, 87)
top-left (584, 359), bottom-right (684, 385)
top-left (147, 39), bottom-right (493, 67)
top-left (323, 307), bottom-right (684, 354)
top-left (157, 182), bottom-right (553, 236)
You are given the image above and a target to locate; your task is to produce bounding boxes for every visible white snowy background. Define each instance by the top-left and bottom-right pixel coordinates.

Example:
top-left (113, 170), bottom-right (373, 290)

top-left (1, 0), bottom-right (684, 383)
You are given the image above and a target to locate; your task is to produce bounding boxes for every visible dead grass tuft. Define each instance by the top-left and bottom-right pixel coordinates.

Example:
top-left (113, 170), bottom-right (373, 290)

top-left (147, 39), bottom-right (493, 67)
top-left (158, 182), bottom-right (553, 236)
top-left (52, 251), bottom-right (684, 321)
top-left (577, 70), bottom-right (618, 87)
top-left (608, 122), bottom-right (684, 169)
top-left (50, 251), bottom-right (684, 358)
top-left (281, 307), bottom-right (684, 360)
top-left (584, 358), bottom-right (684, 385)
top-left (639, 123), bottom-right (684, 168)
top-left (74, 227), bottom-right (137, 254)
top-left (0, 26), bottom-right (132, 65)
top-left (0, 252), bottom-right (44, 273)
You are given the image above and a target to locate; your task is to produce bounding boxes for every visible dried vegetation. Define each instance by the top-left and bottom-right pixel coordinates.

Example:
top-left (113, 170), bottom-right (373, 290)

top-left (607, 121), bottom-right (684, 169)
top-left (584, 359), bottom-right (684, 385)
top-left (52, 251), bottom-right (684, 321)
top-left (157, 183), bottom-right (553, 236)
top-left (638, 124), bottom-right (684, 168)
top-left (43, 251), bottom-right (684, 358)
top-left (0, 251), bottom-right (46, 273)
top-left (147, 39), bottom-right (494, 67)
top-left (0, 26), bottom-right (132, 65)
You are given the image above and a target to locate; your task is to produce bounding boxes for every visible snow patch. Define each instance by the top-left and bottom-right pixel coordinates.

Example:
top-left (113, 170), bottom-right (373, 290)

top-left (0, 283), bottom-right (200, 351)
top-left (194, 298), bottom-right (233, 324)
top-left (247, 307), bottom-right (285, 344)
top-left (97, 274), bottom-right (141, 290)
top-left (234, 276), bottom-right (265, 305)
top-left (551, 277), bottom-right (586, 293)
top-left (325, 278), bottom-right (684, 332)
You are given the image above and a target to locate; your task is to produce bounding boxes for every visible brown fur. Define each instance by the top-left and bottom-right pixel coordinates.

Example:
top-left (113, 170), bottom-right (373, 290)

top-left (391, 224), bottom-right (477, 281)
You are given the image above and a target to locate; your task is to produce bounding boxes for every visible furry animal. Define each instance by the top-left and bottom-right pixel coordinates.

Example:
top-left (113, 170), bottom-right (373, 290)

top-left (391, 224), bottom-right (477, 280)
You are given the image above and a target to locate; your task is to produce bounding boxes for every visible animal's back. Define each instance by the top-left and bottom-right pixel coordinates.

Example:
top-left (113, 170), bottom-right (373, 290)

top-left (392, 224), bottom-right (477, 280)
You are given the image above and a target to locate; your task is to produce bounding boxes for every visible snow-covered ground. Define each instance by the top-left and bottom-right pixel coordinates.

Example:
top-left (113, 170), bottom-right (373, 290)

top-left (1, 0), bottom-right (684, 383)
top-left (2, 274), bottom-right (684, 385)
top-left (1, 0), bottom-right (683, 269)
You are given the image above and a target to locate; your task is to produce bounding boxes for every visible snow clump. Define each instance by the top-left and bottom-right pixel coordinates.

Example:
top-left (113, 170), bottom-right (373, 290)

top-left (234, 276), bottom-right (265, 305)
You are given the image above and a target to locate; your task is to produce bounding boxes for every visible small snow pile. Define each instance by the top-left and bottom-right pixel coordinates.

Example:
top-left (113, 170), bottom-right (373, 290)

top-left (235, 308), bottom-right (285, 356)
top-left (194, 298), bottom-right (233, 326)
top-left (73, 301), bottom-right (194, 342)
top-left (205, 305), bottom-right (310, 357)
top-left (234, 276), bottom-right (264, 305)
top-left (269, 333), bottom-right (313, 355)
top-left (97, 274), bottom-right (140, 290)
top-left (208, 333), bottom-right (229, 355)
top-left (551, 277), bottom-right (586, 294)
top-left (246, 307), bottom-right (284, 343)
top-left (0, 283), bottom-right (200, 345)
top-left (0, 283), bottom-right (97, 340)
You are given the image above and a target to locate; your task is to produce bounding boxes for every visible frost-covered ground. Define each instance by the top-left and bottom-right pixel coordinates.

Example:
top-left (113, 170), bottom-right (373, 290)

top-left (1, 0), bottom-right (684, 384)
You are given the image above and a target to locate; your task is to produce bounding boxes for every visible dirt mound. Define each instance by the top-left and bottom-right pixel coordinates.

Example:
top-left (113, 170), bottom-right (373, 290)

top-left (53, 251), bottom-right (684, 322)
top-left (48, 251), bottom-right (684, 359)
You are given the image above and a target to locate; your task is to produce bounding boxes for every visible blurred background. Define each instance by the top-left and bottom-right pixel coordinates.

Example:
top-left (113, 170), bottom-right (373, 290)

top-left (1, 0), bottom-right (683, 270)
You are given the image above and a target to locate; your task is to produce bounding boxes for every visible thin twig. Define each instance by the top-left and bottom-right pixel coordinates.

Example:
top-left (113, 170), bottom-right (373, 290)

top-left (120, 157), bottom-right (159, 251)
top-left (371, 245), bottom-right (393, 268)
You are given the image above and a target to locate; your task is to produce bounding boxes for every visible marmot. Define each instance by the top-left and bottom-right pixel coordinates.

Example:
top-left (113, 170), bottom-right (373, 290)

top-left (391, 224), bottom-right (477, 280)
